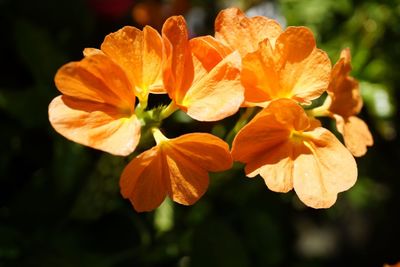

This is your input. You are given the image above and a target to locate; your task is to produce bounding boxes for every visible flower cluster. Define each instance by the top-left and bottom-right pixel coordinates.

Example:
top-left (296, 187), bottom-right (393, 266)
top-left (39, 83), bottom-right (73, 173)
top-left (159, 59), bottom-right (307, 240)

top-left (49, 7), bottom-right (373, 212)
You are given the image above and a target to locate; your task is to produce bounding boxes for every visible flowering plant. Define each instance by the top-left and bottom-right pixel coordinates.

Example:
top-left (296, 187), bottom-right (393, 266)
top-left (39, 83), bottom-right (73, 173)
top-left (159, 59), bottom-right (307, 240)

top-left (49, 7), bottom-right (373, 212)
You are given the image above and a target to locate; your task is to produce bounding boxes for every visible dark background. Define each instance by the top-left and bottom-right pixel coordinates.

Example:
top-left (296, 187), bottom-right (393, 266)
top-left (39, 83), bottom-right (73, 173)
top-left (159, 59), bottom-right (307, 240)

top-left (1, 0), bottom-right (400, 266)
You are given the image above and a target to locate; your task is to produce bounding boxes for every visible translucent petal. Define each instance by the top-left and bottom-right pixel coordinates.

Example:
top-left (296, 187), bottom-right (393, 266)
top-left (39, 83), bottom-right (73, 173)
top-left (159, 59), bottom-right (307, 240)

top-left (49, 96), bottom-right (141, 156)
top-left (120, 147), bottom-right (167, 212)
top-left (215, 7), bottom-right (282, 55)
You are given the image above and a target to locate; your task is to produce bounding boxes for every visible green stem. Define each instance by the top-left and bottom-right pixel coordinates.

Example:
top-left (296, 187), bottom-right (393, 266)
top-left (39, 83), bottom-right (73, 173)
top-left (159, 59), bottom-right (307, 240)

top-left (225, 107), bottom-right (258, 145)
top-left (160, 101), bottom-right (179, 120)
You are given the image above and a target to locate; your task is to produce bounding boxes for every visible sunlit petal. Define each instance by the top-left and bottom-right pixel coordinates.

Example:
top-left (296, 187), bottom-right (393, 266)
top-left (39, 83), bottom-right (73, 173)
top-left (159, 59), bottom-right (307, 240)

top-left (328, 48), bottom-right (363, 117)
top-left (335, 115), bottom-right (374, 157)
top-left (215, 7), bottom-right (282, 55)
top-left (232, 99), bottom-right (309, 168)
top-left (54, 54), bottom-right (135, 109)
top-left (171, 133), bottom-right (233, 172)
top-left (232, 99), bottom-right (357, 209)
top-left (190, 35), bottom-right (233, 71)
top-left (120, 147), bottom-right (167, 212)
top-left (248, 141), bottom-right (294, 193)
top-left (83, 48), bottom-right (103, 57)
top-left (162, 16), bottom-right (194, 102)
top-left (162, 15), bottom-right (243, 121)
top-left (293, 127), bottom-right (357, 208)
top-left (183, 51), bottom-right (244, 121)
top-left (101, 25), bottom-right (165, 96)
top-left (327, 48), bottom-right (373, 156)
top-left (275, 27), bottom-right (331, 103)
top-left (120, 132), bottom-right (232, 211)
top-left (49, 96), bottom-right (141, 156)
top-left (164, 151), bottom-right (209, 205)
top-left (241, 39), bottom-right (279, 104)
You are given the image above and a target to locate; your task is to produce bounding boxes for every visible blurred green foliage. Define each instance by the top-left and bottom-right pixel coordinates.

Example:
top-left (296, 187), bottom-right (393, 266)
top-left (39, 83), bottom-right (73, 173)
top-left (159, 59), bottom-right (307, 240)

top-left (1, 0), bottom-right (400, 266)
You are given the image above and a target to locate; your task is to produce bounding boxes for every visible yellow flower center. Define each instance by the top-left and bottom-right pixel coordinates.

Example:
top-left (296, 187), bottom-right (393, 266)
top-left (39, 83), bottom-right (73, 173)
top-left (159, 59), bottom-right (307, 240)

top-left (290, 130), bottom-right (305, 144)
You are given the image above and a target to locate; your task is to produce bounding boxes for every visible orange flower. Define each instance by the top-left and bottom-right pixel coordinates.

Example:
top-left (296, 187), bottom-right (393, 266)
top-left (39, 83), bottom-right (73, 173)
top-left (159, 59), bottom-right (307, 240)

top-left (161, 15), bottom-right (244, 121)
top-left (214, 8), bottom-right (331, 107)
top-left (49, 53), bottom-right (141, 156)
top-left (100, 25), bottom-right (165, 100)
top-left (241, 27), bottom-right (331, 106)
top-left (49, 25), bottom-right (164, 155)
top-left (215, 7), bottom-right (282, 56)
top-left (82, 25), bottom-right (165, 101)
top-left (120, 129), bottom-right (233, 212)
top-left (231, 99), bottom-right (357, 208)
top-left (326, 48), bottom-right (373, 157)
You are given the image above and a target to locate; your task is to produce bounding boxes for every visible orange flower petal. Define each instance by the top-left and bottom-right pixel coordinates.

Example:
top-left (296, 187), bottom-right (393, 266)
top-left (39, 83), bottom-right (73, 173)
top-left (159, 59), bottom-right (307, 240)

top-left (241, 27), bottom-right (330, 106)
top-left (328, 48), bottom-right (363, 117)
top-left (293, 127), bottom-right (357, 208)
top-left (120, 147), bottom-right (167, 212)
top-left (83, 48), bottom-right (103, 57)
top-left (142, 26), bottom-right (165, 94)
top-left (335, 115), bottom-right (374, 157)
top-left (215, 7), bottom-right (282, 55)
top-left (171, 133), bottom-right (232, 172)
top-left (232, 99), bottom-right (357, 209)
top-left (120, 132), bottom-right (232, 211)
top-left (248, 141), bottom-right (294, 193)
top-left (325, 48), bottom-right (372, 156)
top-left (51, 54), bottom-right (139, 155)
top-left (164, 133), bottom-right (232, 205)
top-left (189, 35), bottom-right (233, 90)
top-left (183, 51), bottom-right (244, 121)
top-left (164, 151), bottom-right (210, 205)
top-left (54, 54), bottom-right (135, 109)
top-left (49, 96), bottom-right (141, 156)
top-left (190, 35), bottom-right (233, 72)
top-left (162, 15), bottom-right (194, 102)
top-left (241, 39), bottom-right (280, 104)
top-left (275, 27), bottom-right (331, 104)
top-left (162, 16), bottom-right (244, 121)
top-left (232, 99), bottom-right (309, 172)
top-left (101, 25), bottom-right (165, 97)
